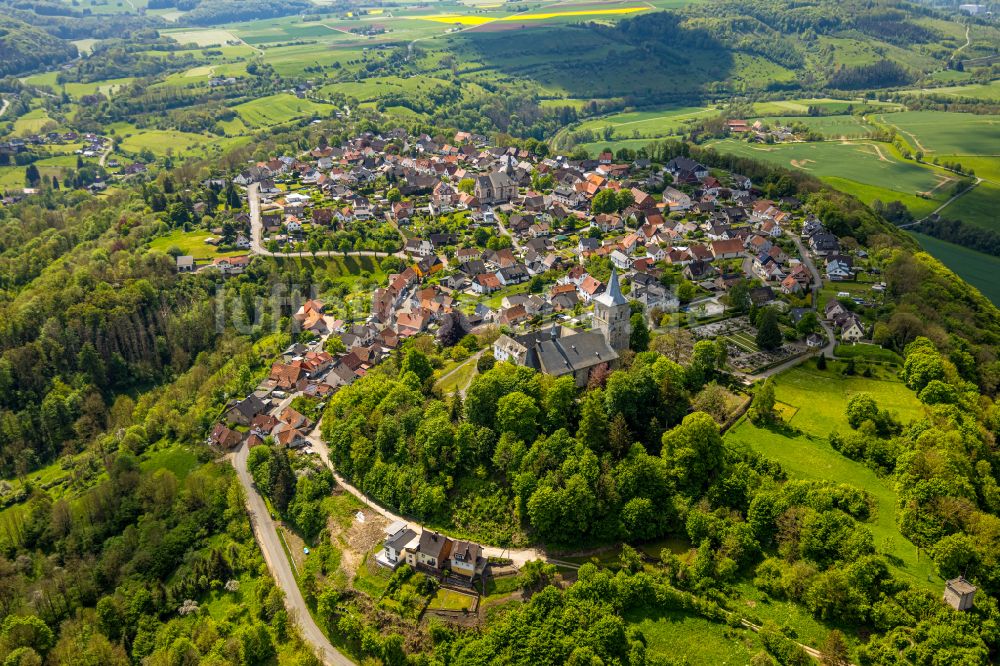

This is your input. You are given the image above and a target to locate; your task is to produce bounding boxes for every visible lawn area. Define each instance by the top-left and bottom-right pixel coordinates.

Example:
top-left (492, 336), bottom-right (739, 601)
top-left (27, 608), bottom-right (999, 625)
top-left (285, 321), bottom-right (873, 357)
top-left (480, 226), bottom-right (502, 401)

top-left (140, 444), bottom-right (201, 480)
top-left (725, 331), bottom-right (759, 353)
top-left (626, 608), bottom-right (763, 665)
top-left (725, 364), bottom-right (938, 590)
top-left (484, 574), bottom-right (521, 598)
top-left (428, 588), bottom-right (477, 611)
top-left (148, 229), bottom-right (246, 260)
top-left (833, 343), bottom-right (903, 365)
top-left (909, 232), bottom-right (1000, 306)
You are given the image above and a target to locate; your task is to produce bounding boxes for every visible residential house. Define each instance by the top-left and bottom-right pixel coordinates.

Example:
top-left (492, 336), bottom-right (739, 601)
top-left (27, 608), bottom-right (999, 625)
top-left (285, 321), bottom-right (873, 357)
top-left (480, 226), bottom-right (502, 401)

top-left (405, 238), bottom-right (434, 257)
top-left (208, 423), bottom-right (242, 449)
top-left (809, 233), bottom-right (841, 256)
top-left (710, 239), bottom-right (745, 260)
top-left (578, 275), bottom-right (604, 302)
top-left (379, 522), bottom-right (419, 569)
top-left (225, 395), bottom-right (266, 427)
top-left (405, 531), bottom-right (452, 570)
top-left (450, 540), bottom-right (486, 578)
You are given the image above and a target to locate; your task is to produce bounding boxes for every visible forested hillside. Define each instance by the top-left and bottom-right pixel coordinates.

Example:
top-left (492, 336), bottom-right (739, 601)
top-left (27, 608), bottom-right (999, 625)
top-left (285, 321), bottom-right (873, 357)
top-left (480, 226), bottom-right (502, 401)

top-left (0, 16), bottom-right (76, 78)
top-left (0, 150), bottom-right (326, 662)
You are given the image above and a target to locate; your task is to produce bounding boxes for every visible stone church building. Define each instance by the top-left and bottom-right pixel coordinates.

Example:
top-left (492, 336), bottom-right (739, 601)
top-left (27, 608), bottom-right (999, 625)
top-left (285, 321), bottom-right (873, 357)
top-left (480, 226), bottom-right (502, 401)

top-left (493, 269), bottom-right (631, 387)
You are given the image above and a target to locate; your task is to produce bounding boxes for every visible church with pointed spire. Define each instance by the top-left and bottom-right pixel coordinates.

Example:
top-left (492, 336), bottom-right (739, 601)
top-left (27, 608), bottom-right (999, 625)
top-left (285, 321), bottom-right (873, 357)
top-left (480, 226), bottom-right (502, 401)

top-left (593, 268), bottom-right (631, 353)
top-left (491, 268), bottom-right (627, 387)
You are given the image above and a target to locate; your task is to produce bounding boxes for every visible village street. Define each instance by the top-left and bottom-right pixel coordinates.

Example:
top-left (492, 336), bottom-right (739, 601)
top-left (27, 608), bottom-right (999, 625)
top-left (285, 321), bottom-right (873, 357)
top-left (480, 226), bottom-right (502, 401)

top-left (247, 182), bottom-right (402, 259)
top-left (232, 442), bottom-right (353, 666)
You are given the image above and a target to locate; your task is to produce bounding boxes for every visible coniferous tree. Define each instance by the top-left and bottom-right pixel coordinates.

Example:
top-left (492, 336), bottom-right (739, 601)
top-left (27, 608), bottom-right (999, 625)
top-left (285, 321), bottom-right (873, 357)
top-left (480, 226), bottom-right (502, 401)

top-left (755, 307), bottom-right (782, 351)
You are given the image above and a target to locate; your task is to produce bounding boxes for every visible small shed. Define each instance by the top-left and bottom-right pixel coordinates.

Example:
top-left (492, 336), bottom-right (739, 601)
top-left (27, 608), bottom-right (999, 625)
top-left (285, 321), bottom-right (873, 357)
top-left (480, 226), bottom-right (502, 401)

top-left (943, 576), bottom-right (976, 611)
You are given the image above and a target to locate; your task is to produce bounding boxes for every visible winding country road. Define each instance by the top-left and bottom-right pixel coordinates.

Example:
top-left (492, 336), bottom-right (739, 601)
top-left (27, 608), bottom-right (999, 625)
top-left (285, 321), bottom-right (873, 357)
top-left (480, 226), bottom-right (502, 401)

top-left (0, 98), bottom-right (9, 119)
top-left (306, 428), bottom-right (548, 566)
top-left (232, 443), bottom-right (353, 666)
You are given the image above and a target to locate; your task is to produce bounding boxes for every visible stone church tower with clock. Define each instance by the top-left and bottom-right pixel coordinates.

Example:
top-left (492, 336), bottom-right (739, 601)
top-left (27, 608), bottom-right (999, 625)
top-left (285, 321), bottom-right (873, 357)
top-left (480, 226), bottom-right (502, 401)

top-left (593, 268), bottom-right (631, 353)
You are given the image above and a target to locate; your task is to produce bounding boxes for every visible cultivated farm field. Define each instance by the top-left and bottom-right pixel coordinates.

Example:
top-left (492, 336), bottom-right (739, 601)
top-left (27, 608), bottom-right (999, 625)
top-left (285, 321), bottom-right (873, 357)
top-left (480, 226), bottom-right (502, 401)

top-left (910, 232), bottom-right (1000, 306)
top-left (876, 111), bottom-right (1000, 157)
top-left (708, 139), bottom-right (953, 217)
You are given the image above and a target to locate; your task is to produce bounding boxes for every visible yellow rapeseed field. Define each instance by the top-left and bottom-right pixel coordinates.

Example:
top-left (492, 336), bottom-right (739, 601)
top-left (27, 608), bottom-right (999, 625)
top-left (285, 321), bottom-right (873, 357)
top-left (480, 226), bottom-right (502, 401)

top-left (419, 7), bottom-right (648, 25)
top-left (420, 15), bottom-right (494, 25)
top-left (504, 7), bottom-right (648, 19)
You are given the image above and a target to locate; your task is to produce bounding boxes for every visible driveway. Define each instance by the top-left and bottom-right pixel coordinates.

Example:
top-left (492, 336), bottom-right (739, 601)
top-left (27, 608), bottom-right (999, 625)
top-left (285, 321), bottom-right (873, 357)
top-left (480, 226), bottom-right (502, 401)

top-left (232, 443), bottom-right (354, 665)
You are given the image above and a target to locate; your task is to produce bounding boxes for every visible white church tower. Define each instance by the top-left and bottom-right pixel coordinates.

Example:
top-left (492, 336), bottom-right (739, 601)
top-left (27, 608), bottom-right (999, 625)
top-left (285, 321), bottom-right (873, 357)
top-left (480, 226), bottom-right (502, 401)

top-left (593, 268), bottom-right (631, 353)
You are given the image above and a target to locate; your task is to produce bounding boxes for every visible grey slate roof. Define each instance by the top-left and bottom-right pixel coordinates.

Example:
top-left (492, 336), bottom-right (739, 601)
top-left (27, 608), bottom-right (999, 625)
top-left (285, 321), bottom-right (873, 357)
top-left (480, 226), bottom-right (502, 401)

top-left (418, 531), bottom-right (451, 560)
top-left (386, 528), bottom-right (417, 553)
top-left (594, 268), bottom-right (628, 308)
top-left (526, 330), bottom-right (618, 375)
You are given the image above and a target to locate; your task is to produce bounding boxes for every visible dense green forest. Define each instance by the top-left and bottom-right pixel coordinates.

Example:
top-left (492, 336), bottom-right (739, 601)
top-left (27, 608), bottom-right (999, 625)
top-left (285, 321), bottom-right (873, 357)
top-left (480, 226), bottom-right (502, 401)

top-left (0, 16), bottom-right (77, 78)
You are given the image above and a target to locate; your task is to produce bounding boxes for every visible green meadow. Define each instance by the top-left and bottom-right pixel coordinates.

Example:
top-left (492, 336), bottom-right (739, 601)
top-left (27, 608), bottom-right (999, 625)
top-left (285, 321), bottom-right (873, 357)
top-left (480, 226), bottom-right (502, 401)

top-left (900, 80), bottom-right (1000, 102)
top-left (626, 608), bottom-right (764, 665)
top-left (725, 364), bottom-right (938, 590)
top-left (231, 93), bottom-right (334, 129)
top-left (570, 106), bottom-right (717, 141)
top-left (940, 181), bottom-right (1000, 232)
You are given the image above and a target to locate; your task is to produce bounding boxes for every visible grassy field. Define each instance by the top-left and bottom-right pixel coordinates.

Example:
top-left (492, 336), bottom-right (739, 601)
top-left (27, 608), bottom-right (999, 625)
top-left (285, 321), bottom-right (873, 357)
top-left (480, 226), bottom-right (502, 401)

top-left (570, 105), bottom-right (716, 141)
top-left (725, 364), bottom-right (938, 590)
top-left (626, 608), bottom-right (763, 664)
top-left (751, 98), bottom-right (900, 115)
top-left (909, 232), bottom-right (1000, 305)
top-left (435, 355), bottom-right (479, 394)
top-left (148, 229), bottom-right (246, 260)
top-left (165, 28), bottom-right (242, 47)
top-left (708, 139), bottom-right (952, 217)
top-left (876, 111), bottom-right (1000, 157)
top-left (899, 80), bottom-right (1000, 102)
top-left (939, 180), bottom-right (1000, 232)
top-left (230, 93), bottom-right (333, 130)
top-left (12, 108), bottom-right (57, 135)
top-left (751, 114), bottom-right (874, 139)
top-left (833, 343), bottom-right (903, 365)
